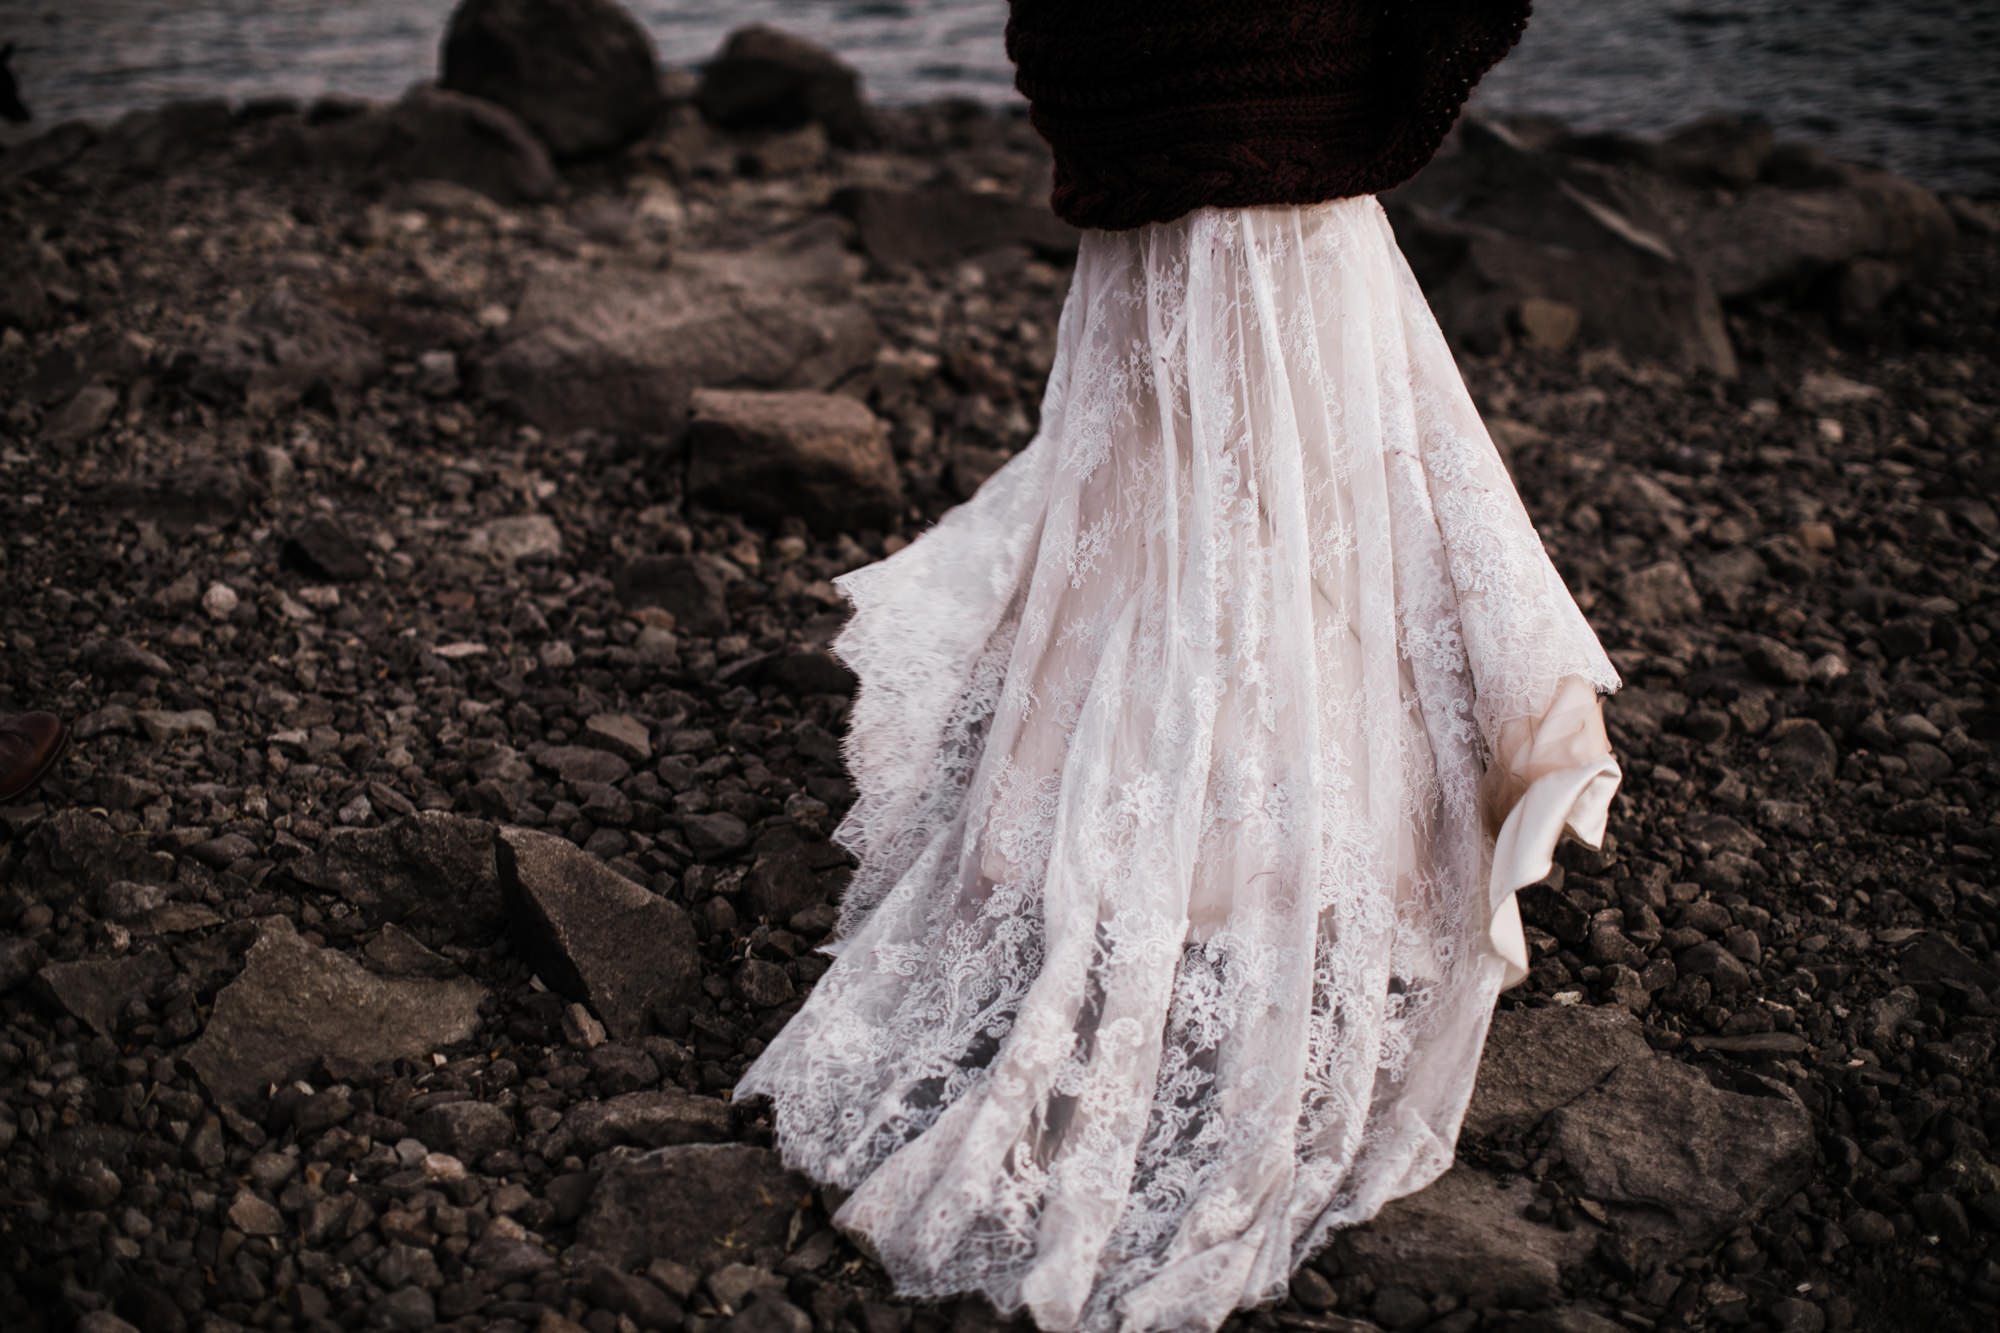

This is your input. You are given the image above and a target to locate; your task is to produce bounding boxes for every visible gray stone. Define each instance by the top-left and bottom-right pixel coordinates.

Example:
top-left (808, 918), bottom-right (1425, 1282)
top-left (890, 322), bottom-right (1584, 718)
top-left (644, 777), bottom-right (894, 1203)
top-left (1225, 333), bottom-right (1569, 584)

top-left (734, 959), bottom-right (794, 1008)
top-left (583, 713), bottom-right (653, 764)
top-left (228, 1189), bottom-right (285, 1236)
top-left (497, 826), bottom-right (701, 1038)
top-left (40, 382), bottom-right (120, 447)
top-left (1767, 719), bottom-right (1838, 785)
top-left (189, 282), bottom-right (384, 415)
top-left (440, 0), bottom-right (664, 160)
top-left (413, 1100), bottom-right (514, 1160)
top-left (468, 1230), bottom-right (556, 1281)
top-left (187, 918), bottom-right (487, 1110)
top-left (137, 708), bottom-right (217, 742)
top-left (550, 1090), bottom-right (733, 1157)
top-left (688, 389), bottom-right (903, 537)
top-left (1618, 560), bottom-right (1701, 626)
top-left (532, 744), bottom-right (632, 787)
top-left (482, 243), bottom-right (879, 437)
top-left (696, 24), bottom-right (874, 147)
top-left (1683, 166), bottom-right (1955, 299)
top-left (467, 514), bottom-right (562, 565)
top-left (280, 812), bottom-right (501, 941)
top-left (681, 811), bottom-right (752, 859)
top-left (615, 554), bottom-right (731, 637)
top-left (578, 1142), bottom-right (814, 1270)
top-left (39, 950), bottom-right (177, 1037)
top-left (1338, 1167), bottom-right (1590, 1308)
top-left (282, 85), bottom-right (558, 204)
top-left (1548, 1058), bottom-right (1813, 1262)
top-left (1465, 1004), bottom-right (1654, 1141)
top-left (833, 185), bottom-right (1081, 268)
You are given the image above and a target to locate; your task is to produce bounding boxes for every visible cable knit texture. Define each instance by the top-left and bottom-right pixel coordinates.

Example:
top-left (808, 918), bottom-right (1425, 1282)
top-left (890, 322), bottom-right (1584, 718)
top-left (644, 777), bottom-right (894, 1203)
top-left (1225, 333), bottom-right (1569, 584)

top-left (1005, 1), bottom-right (1535, 230)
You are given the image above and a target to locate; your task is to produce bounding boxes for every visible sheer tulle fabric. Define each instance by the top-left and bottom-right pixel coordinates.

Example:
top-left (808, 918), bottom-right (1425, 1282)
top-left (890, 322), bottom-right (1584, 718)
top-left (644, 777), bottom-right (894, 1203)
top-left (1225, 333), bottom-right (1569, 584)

top-left (733, 196), bottom-right (1622, 1333)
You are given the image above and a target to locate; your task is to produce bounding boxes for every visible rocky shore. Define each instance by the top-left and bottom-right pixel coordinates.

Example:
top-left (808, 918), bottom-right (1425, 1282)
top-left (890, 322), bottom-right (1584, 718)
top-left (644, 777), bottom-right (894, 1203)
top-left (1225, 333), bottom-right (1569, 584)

top-left (2, 6), bottom-right (1998, 1333)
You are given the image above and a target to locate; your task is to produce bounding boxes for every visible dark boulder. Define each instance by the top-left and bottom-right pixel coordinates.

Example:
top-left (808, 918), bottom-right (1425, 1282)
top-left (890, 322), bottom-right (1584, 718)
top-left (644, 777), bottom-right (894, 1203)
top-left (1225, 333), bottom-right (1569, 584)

top-left (695, 25), bottom-right (874, 148)
top-left (440, 0), bottom-right (664, 160)
top-left (268, 85), bottom-right (558, 204)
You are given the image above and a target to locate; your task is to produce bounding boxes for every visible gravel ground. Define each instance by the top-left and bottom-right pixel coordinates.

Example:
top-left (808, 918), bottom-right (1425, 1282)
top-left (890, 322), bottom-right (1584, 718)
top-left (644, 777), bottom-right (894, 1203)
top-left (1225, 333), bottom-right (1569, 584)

top-left (0, 64), bottom-right (1996, 1333)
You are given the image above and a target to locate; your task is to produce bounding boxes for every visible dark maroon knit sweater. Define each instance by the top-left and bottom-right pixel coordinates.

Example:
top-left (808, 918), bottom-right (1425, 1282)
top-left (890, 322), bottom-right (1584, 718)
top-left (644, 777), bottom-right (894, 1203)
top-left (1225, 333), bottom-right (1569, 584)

top-left (1005, 1), bottom-right (1533, 231)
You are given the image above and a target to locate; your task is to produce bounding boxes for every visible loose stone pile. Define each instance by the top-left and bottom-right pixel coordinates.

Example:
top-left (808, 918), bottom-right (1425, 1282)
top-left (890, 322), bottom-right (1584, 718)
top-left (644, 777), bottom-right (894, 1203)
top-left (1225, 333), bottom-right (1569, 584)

top-left (0, 3), bottom-right (1996, 1332)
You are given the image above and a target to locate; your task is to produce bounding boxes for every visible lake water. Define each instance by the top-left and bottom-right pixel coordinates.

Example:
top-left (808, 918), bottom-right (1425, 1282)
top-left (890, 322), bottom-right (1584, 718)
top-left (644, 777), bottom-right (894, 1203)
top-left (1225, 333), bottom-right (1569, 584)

top-left (5, 1), bottom-right (1997, 196)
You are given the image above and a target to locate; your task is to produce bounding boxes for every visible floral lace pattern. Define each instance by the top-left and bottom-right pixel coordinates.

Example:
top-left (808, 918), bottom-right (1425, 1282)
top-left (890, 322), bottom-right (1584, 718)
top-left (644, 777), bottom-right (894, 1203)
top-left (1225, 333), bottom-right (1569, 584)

top-left (733, 196), bottom-right (1621, 1333)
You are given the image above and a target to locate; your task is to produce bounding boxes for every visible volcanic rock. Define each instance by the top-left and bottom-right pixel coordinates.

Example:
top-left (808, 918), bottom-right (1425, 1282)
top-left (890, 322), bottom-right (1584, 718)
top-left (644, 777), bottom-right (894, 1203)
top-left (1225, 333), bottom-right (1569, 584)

top-left (187, 917), bottom-right (487, 1110)
top-left (614, 553), bottom-right (731, 637)
top-left (496, 825), bottom-right (701, 1038)
top-left (687, 389), bottom-right (903, 536)
top-left (833, 185), bottom-right (1081, 268)
top-left (577, 1142), bottom-right (814, 1269)
top-left (696, 25), bottom-right (873, 147)
top-left (547, 1090), bottom-right (733, 1156)
top-left (1548, 1059), bottom-right (1813, 1261)
top-left (482, 246), bottom-right (879, 436)
top-left (1463, 1004), bottom-right (1655, 1141)
top-left (279, 85), bottom-right (558, 204)
top-left (279, 812), bottom-right (502, 940)
top-left (39, 950), bottom-right (177, 1038)
top-left (190, 282), bottom-right (385, 415)
top-left (440, 0), bottom-right (664, 160)
top-left (1339, 1168), bottom-right (1591, 1308)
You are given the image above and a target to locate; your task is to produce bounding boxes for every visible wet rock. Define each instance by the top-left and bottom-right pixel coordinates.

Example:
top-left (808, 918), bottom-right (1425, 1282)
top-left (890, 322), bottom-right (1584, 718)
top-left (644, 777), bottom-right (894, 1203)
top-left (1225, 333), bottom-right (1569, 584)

top-left (187, 917), bottom-right (487, 1110)
top-left (833, 185), bottom-right (1081, 269)
top-left (282, 516), bottom-right (374, 581)
top-left (1339, 1167), bottom-right (1590, 1308)
top-left (481, 244), bottom-right (879, 437)
top-left (440, 0), bottom-right (664, 160)
top-left (577, 1142), bottom-right (814, 1270)
top-left (497, 826), bottom-right (701, 1038)
top-left (548, 1089), bottom-right (732, 1155)
top-left (615, 554), bottom-right (731, 637)
top-left (687, 389), bottom-right (903, 537)
top-left (1465, 1004), bottom-right (1655, 1140)
top-left (1548, 1059), bottom-right (1812, 1262)
top-left (280, 812), bottom-right (502, 940)
top-left (696, 24), bottom-right (873, 147)
top-left (190, 282), bottom-right (385, 415)
top-left (38, 950), bottom-right (177, 1038)
top-left (278, 85), bottom-right (558, 203)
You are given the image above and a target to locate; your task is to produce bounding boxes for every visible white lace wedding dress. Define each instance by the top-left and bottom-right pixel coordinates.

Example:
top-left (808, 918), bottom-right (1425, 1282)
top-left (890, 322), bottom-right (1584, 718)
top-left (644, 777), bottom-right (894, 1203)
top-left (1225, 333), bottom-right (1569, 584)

top-left (733, 194), bottom-right (1623, 1333)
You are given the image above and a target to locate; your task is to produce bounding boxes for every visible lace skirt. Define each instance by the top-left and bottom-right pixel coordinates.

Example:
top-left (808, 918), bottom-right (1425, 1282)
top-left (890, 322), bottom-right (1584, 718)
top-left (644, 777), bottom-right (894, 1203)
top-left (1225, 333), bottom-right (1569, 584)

top-left (733, 195), bottom-right (1623, 1333)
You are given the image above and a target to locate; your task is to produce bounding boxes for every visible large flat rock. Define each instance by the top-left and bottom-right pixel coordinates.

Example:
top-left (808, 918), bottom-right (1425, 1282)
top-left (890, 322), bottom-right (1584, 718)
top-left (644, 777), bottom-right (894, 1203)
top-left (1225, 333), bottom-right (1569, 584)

top-left (278, 812), bottom-right (501, 941)
top-left (1339, 1167), bottom-right (1592, 1309)
top-left (188, 918), bottom-right (487, 1110)
top-left (481, 237), bottom-right (879, 438)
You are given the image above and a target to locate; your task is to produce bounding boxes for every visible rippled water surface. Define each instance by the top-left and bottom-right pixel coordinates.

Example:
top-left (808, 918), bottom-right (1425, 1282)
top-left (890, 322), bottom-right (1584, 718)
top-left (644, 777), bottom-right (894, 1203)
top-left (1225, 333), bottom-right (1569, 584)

top-left (5, 1), bottom-right (1997, 194)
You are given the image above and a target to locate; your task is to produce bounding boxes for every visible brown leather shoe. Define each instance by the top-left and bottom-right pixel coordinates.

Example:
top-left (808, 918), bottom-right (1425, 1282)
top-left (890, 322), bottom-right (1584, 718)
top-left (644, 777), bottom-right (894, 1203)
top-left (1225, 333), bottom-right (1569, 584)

top-left (0, 712), bottom-right (66, 803)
